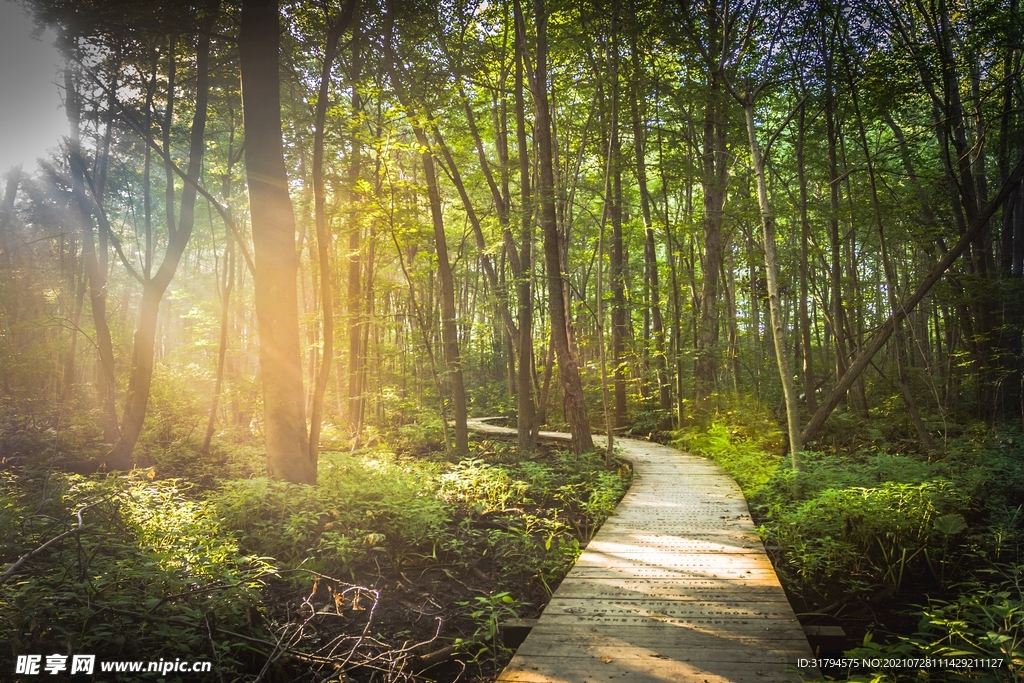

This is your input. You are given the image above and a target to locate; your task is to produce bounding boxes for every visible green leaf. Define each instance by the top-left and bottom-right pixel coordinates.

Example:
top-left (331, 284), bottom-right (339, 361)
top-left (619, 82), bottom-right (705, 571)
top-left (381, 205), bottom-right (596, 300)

top-left (933, 514), bottom-right (967, 536)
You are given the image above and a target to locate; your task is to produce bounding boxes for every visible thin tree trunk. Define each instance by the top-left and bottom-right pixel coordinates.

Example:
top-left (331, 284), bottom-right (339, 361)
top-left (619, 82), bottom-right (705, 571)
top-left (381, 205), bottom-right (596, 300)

top-left (202, 118), bottom-right (240, 455)
top-left (65, 71), bottom-right (119, 446)
top-left (741, 92), bottom-right (802, 464)
top-left (823, 34), bottom-right (850, 408)
top-left (695, 60), bottom-right (728, 402)
top-left (796, 101), bottom-right (816, 412)
top-left (607, 4), bottom-right (627, 429)
top-left (385, 12), bottom-right (469, 454)
top-left (309, 1), bottom-right (357, 459)
top-left (203, 220), bottom-right (234, 454)
top-left (514, 30), bottom-right (537, 450)
top-left (847, 72), bottom-right (936, 451)
top-left (630, 37), bottom-right (670, 420)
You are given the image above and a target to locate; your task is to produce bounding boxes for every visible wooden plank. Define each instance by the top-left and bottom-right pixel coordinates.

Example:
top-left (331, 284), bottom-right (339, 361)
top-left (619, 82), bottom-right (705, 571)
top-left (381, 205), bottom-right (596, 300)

top-left (466, 419), bottom-right (818, 682)
top-left (552, 579), bottom-right (793, 602)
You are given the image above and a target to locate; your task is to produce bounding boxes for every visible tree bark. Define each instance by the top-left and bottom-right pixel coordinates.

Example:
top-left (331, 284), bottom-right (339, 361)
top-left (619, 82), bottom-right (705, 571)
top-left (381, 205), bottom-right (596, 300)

top-left (240, 0), bottom-right (314, 484)
top-left (694, 52), bottom-right (728, 402)
top-left (309, 0), bottom-right (357, 460)
top-left (629, 34), bottom-right (670, 419)
top-left (517, 0), bottom-right (594, 453)
top-left (384, 6), bottom-right (469, 454)
top-left (513, 30), bottom-right (537, 450)
top-left (109, 13), bottom-right (215, 469)
top-left (740, 92), bottom-right (802, 463)
top-left (795, 101), bottom-right (816, 412)
top-left (607, 5), bottom-right (627, 429)
top-left (64, 70), bottom-right (119, 446)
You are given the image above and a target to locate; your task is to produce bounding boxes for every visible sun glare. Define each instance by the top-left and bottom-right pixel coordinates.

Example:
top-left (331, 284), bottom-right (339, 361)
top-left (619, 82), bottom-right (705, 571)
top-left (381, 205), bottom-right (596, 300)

top-left (0, 0), bottom-right (64, 174)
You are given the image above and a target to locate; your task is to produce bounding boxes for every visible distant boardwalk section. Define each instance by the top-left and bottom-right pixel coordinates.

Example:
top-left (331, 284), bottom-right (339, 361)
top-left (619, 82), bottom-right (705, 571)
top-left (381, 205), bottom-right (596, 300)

top-left (467, 418), bottom-right (819, 683)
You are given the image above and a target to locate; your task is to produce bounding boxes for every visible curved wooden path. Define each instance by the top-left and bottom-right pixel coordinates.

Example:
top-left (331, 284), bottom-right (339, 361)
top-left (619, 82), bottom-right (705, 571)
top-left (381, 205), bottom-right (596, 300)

top-left (467, 419), bottom-right (819, 683)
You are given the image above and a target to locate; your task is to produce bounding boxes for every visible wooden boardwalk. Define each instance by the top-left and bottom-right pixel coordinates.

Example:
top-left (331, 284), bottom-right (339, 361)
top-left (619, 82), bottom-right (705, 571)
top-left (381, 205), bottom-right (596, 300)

top-left (467, 419), bottom-right (819, 683)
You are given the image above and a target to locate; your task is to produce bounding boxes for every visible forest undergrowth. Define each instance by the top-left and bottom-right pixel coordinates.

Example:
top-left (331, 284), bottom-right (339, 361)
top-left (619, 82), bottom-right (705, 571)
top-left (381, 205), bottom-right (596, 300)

top-left (672, 394), bottom-right (1024, 683)
top-left (0, 409), bottom-right (631, 683)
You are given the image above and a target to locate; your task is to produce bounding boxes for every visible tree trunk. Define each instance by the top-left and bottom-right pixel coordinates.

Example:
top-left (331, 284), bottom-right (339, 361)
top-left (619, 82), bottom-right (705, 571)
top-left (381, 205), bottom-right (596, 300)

top-left (109, 15), bottom-right (214, 469)
top-left (741, 94), bottom-right (802, 464)
top-left (795, 101), bottom-right (816, 412)
top-left (847, 75), bottom-right (936, 451)
top-left (240, 0), bottom-right (314, 484)
top-left (695, 62), bottom-right (728, 402)
top-left (513, 30), bottom-right (537, 450)
top-left (630, 37), bottom-right (670, 419)
top-left (608, 6), bottom-right (627, 429)
top-left (384, 15), bottom-right (469, 454)
top-left (518, 0), bottom-right (594, 453)
top-left (202, 118), bottom-right (240, 455)
top-left (823, 35), bottom-right (850, 409)
top-left (802, 152), bottom-right (1024, 444)
top-left (65, 71), bottom-right (119, 446)
top-left (310, 1), bottom-right (357, 459)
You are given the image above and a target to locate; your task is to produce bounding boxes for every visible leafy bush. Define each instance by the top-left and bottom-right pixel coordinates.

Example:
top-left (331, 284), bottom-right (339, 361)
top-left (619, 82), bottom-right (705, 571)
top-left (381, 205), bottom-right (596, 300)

top-left (0, 472), bottom-right (270, 679)
top-left (212, 450), bottom-right (449, 573)
top-left (769, 481), bottom-right (968, 596)
top-left (847, 565), bottom-right (1024, 682)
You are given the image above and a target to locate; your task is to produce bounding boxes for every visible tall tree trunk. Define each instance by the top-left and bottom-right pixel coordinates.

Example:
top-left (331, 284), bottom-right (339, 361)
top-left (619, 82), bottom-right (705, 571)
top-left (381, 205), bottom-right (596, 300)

top-left (741, 92), bottom-right (802, 464)
top-left (629, 34), bottom-right (670, 420)
top-left (847, 69), bottom-right (936, 451)
top-left (513, 30), bottom-right (537, 450)
top-left (65, 71), bottom-right (119, 445)
top-left (822, 23), bottom-right (850, 408)
top-left (202, 119), bottom-right (240, 455)
top-left (240, 0), bottom-right (314, 484)
top-left (109, 15), bottom-right (215, 469)
top-left (517, 0), bottom-right (594, 453)
top-left (607, 5), bottom-right (627, 429)
top-left (694, 45), bottom-right (728, 402)
top-left (309, 1), bottom-right (357, 459)
top-left (795, 101), bottom-right (816, 412)
top-left (384, 6), bottom-right (468, 454)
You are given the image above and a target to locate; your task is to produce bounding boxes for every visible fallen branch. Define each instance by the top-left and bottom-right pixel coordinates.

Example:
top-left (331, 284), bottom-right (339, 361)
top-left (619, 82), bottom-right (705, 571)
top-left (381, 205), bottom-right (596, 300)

top-left (0, 505), bottom-right (93, 586)
top-left (801, 151), bottom-right (1024, 444)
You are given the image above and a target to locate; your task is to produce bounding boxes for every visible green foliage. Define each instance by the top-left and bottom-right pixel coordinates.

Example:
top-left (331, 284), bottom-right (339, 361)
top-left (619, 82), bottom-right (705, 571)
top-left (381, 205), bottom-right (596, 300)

top-left (437, 448), bottom-right (630, 590)
top-left (1, 440), bottom-right (629, 679)
top-left (456, 591), bottom-right (523, 665)
top-left (0, 472), bottom-right (270, 679)
top-left (671, 394), bottom-right (785, 495)
top-left (847, 567), bottom-right (1024, 682)
top-left (212, 450), bottom-right (449, 573)
top-left (674, 404), bottom-right (1024, 609)
top-left (439, 458), bottom-right (529, 514)
top-left (770, 481), bottom-right (967, 595)
top-left (674, 421), bottom-right (783, 495)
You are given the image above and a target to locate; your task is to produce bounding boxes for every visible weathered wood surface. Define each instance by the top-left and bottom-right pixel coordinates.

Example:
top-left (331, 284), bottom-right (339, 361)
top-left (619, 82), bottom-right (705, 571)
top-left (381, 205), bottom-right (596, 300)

top-left (467, 418), bottom-right (819, 682)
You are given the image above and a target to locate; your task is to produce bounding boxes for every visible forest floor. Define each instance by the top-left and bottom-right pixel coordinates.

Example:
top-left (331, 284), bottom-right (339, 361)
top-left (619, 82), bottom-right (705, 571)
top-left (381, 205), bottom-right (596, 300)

top-left (0, 417), bottom-right (632, 683)
top-left (3, 399), bottom-right (1024, 683)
